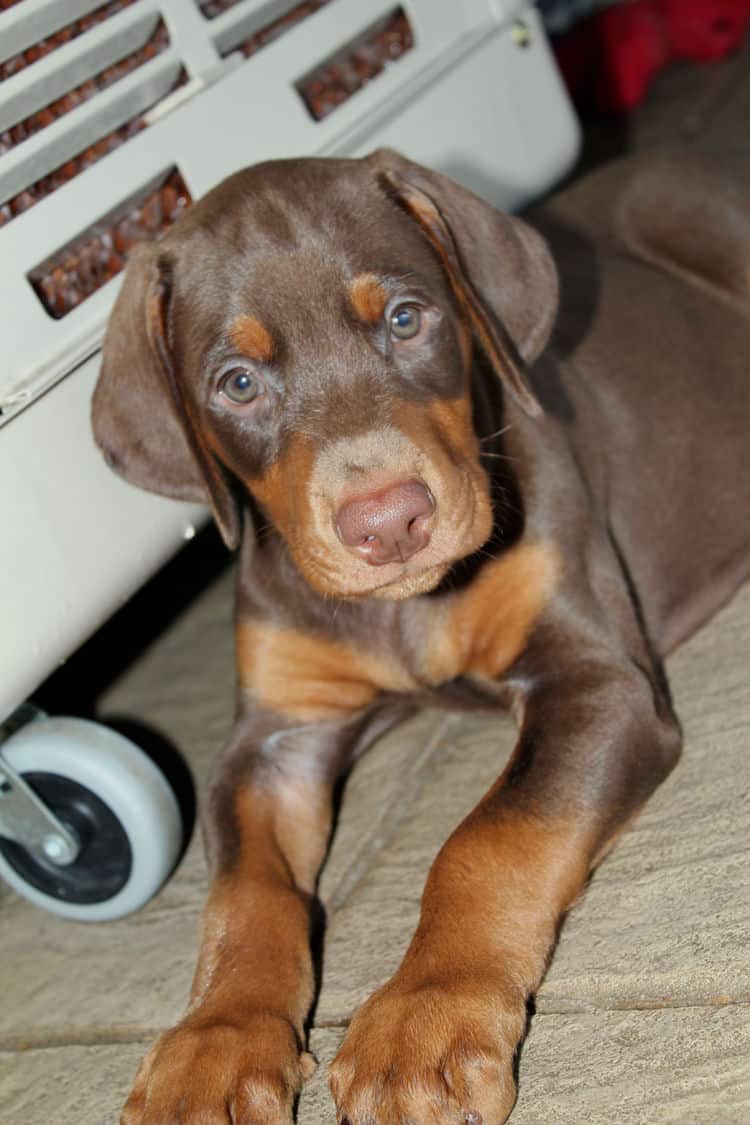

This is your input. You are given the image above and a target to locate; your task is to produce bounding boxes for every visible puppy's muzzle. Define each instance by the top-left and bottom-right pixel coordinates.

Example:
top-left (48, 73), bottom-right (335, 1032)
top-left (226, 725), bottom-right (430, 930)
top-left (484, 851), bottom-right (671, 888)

top-left (335, 478), bottom-right (434, 566)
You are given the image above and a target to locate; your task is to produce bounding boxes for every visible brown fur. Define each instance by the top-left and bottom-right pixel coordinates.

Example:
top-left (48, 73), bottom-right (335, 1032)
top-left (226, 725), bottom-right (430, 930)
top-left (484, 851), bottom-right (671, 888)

top-left (93, 146), bottom-right (750, 1124)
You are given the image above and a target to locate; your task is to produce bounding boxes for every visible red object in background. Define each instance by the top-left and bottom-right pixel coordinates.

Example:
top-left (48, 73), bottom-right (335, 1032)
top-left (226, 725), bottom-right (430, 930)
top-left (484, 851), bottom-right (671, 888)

top-left (554, 0), bottom-right (750, 113)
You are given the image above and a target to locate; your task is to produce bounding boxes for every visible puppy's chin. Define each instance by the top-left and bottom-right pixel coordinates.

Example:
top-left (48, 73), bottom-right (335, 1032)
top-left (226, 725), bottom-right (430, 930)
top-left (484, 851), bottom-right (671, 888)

top-left (367, 563), bottom-right (451, 600)
top-left (303, 560), bottom-right (451, 602)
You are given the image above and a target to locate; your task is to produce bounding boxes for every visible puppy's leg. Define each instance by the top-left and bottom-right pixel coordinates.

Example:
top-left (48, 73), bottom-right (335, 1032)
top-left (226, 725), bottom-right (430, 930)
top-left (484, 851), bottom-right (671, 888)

top-left (330, 643), bottom-right (682, 1125)
top-left (122, 711), bottom-right (370, 1125)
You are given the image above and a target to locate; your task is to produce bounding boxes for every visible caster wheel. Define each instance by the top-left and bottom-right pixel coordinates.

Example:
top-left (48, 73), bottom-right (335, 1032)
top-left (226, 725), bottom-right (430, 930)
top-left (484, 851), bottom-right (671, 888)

top-left (0, 717), bottom-right (183, 921)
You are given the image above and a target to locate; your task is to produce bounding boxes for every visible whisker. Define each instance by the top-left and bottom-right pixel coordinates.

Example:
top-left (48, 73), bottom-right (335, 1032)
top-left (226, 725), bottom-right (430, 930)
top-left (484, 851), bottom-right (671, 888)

top-left (478, 424), bottom-right (513, 444)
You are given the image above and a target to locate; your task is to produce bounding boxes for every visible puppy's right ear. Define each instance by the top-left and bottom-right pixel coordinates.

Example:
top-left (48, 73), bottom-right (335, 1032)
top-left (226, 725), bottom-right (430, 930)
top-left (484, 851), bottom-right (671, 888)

top-left (92, 243), bottom-right (242, 548)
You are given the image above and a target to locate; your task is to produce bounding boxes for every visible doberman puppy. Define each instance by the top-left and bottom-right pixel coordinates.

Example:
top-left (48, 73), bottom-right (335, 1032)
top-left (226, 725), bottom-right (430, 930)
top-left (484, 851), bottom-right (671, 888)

top-left (93, 146), bottom-right (750, 1123)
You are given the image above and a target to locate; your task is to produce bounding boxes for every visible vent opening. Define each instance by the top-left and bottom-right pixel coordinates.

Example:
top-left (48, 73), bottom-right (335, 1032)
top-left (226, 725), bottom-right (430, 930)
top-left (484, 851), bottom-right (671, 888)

top-left (0, 1), bottom-right (143, 82)
top-left (296, 7), bottom-right (413, 121)
top-left (28, 168), bottom-right (191, 319)
top-left (0, 69), bottom-right (187, 228)
top-left (1, 18), bottom-right (170, 156)
top-left (217, 0), bottom-right (332, 58)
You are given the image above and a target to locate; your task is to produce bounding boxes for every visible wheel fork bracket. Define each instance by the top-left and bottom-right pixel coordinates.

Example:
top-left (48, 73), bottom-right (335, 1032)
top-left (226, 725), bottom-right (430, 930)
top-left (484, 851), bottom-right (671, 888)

top-left (0, 711), bottom-right (80, 864)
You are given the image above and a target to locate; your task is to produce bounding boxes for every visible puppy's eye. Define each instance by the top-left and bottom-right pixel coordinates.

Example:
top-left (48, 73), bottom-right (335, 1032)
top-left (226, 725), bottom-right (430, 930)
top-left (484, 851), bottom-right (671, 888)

top-left (390, 304), bottom-right (421, 340)
top-left (220, 367), bottom-right (260, 405)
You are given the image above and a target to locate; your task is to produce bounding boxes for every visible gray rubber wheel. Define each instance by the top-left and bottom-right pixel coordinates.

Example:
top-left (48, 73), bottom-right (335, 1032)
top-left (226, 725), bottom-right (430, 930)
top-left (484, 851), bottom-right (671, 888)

top-left (0, 717), bottom-right (182, 921)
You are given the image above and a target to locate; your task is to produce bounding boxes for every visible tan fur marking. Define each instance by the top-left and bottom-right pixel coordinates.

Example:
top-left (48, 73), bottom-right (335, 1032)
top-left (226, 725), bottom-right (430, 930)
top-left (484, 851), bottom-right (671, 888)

top-left (246, 435), bottom-right (315, 536)
top-left (422, 541), bottom-right (561, 684)
top-left (425, 395), bottom-right (478, 461)
top-left (230, 314), bottom-right (274, 362)
top-left (236, 621), bottom-right (417, 720)
top-left (176, 783), bottom-right (329, 1117)
top-left (236, 542), bottom-right (558, 720)
top-left (349, 274), bottom-right (388, 323)
top-left (402, 807), bottom-right (595, 990)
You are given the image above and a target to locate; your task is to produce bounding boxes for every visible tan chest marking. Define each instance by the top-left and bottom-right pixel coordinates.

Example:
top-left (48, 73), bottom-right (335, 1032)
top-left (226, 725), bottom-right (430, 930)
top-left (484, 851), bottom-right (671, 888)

top-left (422, 540), bottom-right (561, 685)
top-left (236, 621), bottom-right (418, 721)
top-left (237, 541), bottom-right (559, 721)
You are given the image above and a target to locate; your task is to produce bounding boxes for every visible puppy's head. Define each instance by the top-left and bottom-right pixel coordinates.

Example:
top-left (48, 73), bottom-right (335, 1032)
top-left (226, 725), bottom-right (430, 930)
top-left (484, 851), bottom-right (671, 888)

top-left (92, 150), bottom-right (557, 600)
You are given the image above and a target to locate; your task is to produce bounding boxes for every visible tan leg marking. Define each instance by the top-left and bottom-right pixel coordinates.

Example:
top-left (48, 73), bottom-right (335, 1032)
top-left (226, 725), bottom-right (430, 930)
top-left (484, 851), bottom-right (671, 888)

top-left (330, 809), bottom-right (594, 1124)
top-left (122, 780), bottom-right (331, 1125)
top-left (230, 314), bottom-right (275, 362)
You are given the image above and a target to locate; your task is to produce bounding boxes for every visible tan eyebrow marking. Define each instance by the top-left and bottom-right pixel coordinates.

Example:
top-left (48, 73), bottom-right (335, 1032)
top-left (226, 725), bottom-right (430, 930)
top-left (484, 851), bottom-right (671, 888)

top-left (230, 315), bottom-right (274, 362)
top-left (349, 273), bottom-right (388, 323)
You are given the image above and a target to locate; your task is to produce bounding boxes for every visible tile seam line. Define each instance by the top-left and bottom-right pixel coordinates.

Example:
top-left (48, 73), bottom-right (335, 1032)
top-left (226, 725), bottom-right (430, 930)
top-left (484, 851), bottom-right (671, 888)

top-left (312, 996), bottom-right (750, 1029)
top-left (1, 998), bottom-right (747, 1052)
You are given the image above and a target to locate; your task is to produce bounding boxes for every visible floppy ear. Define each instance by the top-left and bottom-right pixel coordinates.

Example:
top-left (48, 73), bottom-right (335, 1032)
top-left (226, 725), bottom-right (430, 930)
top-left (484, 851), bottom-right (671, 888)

top-left (92, 242), bottom-right (242, 549)
top-left (370, 149), bottom-right (559, 417)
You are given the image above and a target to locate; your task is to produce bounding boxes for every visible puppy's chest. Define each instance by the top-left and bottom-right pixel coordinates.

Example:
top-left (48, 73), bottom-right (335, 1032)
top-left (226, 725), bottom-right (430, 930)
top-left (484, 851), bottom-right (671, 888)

top-left (237, 541), bottom-right (559, 722)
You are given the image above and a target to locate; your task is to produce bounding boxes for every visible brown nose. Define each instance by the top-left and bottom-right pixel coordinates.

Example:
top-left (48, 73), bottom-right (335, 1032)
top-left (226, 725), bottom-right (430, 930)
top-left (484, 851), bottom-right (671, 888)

top-left (336, 479), bottom-right (434, 566)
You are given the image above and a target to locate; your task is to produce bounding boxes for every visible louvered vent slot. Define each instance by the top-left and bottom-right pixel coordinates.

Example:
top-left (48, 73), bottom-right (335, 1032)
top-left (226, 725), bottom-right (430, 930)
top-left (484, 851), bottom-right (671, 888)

top-left (28, 167), bottom-right (191, 319)
top-left (0, 69), bottom-right (187, 227)
top-left (296, 7), bottom-right (413, 121)
top-left (0, 0), bottom-right (142, 82)
top-left (217, 0), bottom-right (332, 59)
top-left (0, 3), bottom-right (186, 228)
top-left (1, 19), bottom-right (170, 155)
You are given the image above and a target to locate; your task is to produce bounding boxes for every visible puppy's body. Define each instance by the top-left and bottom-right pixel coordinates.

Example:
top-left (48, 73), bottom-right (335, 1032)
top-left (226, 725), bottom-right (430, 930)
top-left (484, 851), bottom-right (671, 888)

top-left (93, 147), bottom-right (750, 1123)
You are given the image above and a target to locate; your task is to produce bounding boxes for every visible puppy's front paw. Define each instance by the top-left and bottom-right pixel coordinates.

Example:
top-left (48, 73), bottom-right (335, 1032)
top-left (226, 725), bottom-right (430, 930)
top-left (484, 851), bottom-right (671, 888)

top-left (121, 1012), bottom-right (314, 1124)
top-left (329, 975), bottom-right (524, 1124)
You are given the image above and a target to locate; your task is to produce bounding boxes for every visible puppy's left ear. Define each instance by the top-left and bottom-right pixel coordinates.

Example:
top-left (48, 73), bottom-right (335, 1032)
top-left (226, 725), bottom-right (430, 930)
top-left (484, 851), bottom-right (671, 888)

top-left (370, 148), bottom-right (558, 417)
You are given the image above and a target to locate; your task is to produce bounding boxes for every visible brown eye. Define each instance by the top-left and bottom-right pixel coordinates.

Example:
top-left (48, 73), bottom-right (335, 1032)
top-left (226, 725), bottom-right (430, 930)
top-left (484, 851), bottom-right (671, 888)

top-left (390, 304), bottom-right (421, 340)
top-left (221, 367), bottom-right (259, 405)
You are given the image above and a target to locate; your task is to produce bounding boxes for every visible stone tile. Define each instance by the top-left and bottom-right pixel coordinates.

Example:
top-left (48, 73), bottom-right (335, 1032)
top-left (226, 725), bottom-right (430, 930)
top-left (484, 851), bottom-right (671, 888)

top-left (0, 838), bottom-right (203, 1037)
top-left (0, 1041), bottom-right (145, 1125)
top-left (511, 1006), bottom-right (750, 1124)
